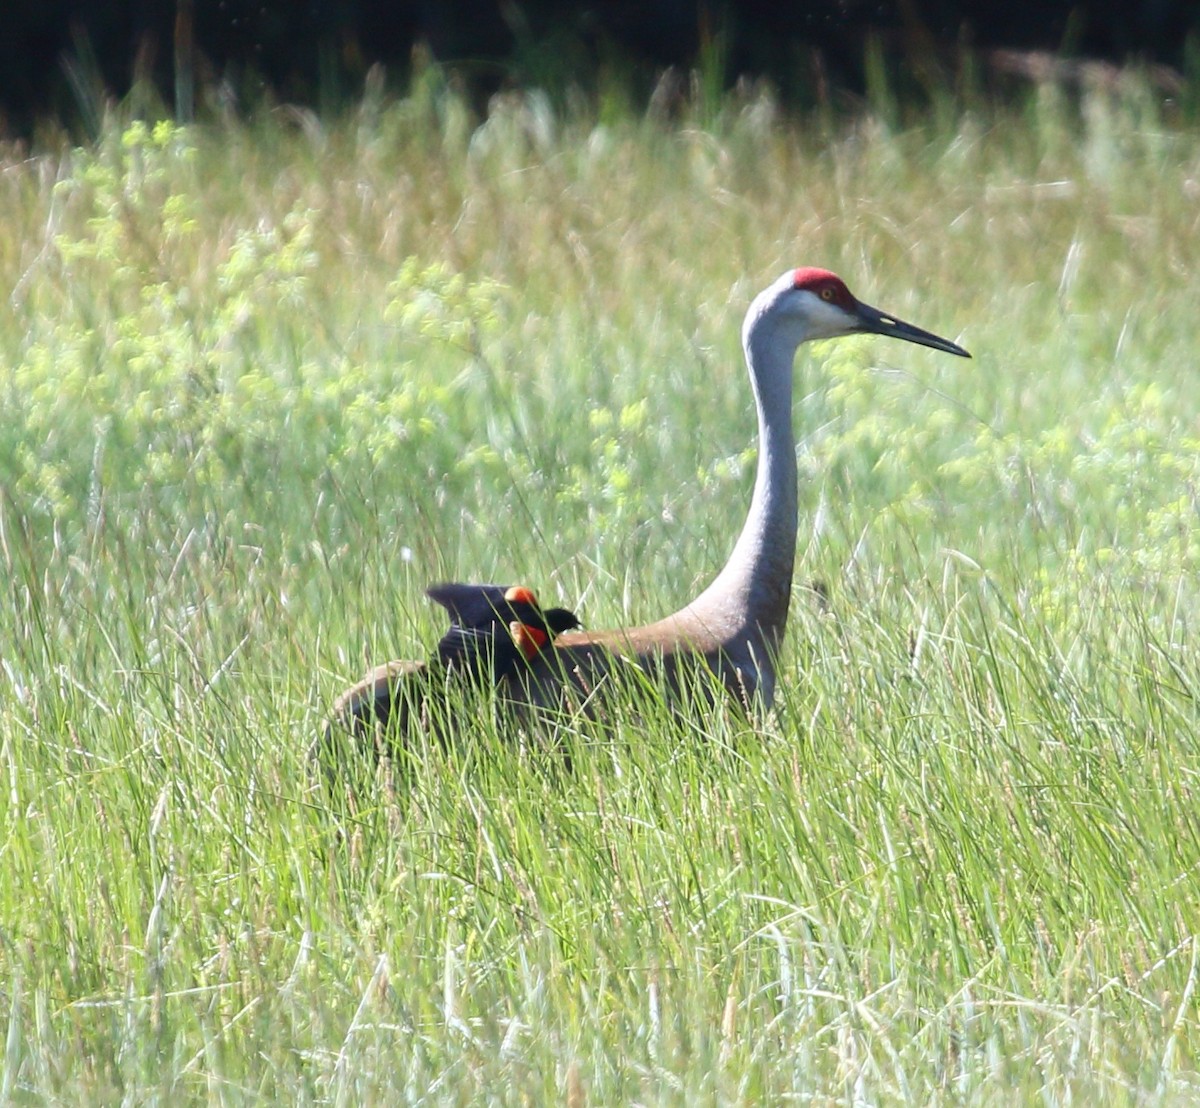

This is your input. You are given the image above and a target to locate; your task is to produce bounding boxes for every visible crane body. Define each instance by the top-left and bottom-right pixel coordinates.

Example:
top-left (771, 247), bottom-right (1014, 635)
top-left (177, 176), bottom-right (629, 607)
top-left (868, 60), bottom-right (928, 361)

top-left (326, 267), bottom-right (969, 744)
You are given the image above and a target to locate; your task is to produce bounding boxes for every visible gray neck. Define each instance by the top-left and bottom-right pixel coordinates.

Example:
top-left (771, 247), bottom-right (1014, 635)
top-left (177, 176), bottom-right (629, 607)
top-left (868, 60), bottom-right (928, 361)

top-left (683, 309), bottom-right (799, 656)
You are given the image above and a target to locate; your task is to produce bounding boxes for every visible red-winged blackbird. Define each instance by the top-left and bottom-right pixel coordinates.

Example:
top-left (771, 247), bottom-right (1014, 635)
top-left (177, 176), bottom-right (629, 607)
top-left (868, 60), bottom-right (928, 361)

top-left (319, 583), bottom-right (580, 773)
top-left (427, 583), bottom-right (580, 679)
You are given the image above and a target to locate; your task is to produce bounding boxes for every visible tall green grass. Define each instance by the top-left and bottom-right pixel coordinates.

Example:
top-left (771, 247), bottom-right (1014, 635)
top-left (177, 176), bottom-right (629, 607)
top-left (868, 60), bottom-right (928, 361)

top-left (2, 73), bottom-right (1200, 1101)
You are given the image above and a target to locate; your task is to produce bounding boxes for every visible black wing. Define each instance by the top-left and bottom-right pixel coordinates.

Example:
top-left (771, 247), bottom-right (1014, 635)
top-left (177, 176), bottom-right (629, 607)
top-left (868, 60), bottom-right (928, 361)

top-left (425, 583), bottom-right (516, 628)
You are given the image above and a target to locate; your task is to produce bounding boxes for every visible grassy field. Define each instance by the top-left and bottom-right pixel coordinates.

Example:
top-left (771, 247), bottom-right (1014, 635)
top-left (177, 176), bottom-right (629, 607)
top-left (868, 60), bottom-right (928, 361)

top-left (2, 70), bottom-right (1200, 1102)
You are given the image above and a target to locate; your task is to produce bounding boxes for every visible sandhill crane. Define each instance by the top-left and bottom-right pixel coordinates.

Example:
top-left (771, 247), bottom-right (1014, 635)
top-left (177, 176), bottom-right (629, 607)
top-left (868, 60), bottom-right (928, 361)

top-left (327, 267), bottom-right (969, 743)
top-left (498, 267), bottom-right (969, 713)
top-left (325, 583), bottom-right (579, 747)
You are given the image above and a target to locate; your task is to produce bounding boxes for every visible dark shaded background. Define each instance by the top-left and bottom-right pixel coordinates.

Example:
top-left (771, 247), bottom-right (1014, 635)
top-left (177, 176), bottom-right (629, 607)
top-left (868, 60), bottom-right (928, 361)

top-left (4, 1), bottom-right (1197, 134)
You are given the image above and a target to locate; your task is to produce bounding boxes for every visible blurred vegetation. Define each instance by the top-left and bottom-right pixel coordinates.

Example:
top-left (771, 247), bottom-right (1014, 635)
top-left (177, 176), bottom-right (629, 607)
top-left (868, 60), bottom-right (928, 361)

top-left (1, 65), bottom-right (1199, 1100)
top-left (7, 2), bottom-right (1200, 140)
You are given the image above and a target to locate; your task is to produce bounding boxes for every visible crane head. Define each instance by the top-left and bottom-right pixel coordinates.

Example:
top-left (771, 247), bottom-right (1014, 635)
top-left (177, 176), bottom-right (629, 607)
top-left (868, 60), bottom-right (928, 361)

top-left (787, 267), bottom-right (971, 358)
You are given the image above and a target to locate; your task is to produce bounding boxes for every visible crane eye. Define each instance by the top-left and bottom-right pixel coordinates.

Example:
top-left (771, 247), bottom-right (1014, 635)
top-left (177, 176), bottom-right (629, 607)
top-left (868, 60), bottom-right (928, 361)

top-left (820, 287), bottom-right (834, 301)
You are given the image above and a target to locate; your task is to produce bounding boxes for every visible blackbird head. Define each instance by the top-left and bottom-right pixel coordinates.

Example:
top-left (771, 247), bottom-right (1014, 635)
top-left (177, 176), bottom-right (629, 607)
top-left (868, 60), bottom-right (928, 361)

top-left (542, 607), bottom-right (581, 634)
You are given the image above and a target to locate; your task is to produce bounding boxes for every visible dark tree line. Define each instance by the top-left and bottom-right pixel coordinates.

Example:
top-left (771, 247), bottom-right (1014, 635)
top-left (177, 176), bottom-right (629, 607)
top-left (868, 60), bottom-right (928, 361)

top-left (3, 0), bottom-right (1197, 134)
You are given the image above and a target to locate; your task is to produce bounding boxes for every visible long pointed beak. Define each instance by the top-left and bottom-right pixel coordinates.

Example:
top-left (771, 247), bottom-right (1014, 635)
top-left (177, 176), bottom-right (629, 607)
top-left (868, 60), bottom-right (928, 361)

top-left (854, 301), bottom-right (971, 358)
